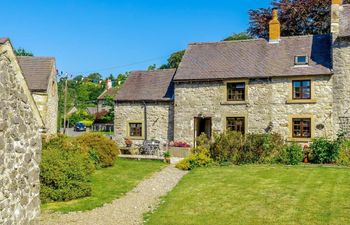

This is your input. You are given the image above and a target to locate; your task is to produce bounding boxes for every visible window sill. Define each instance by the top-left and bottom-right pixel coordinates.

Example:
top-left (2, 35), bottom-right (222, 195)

top-left (220, 101), bottom-right (249, 106)
top-left (286, 99), bottom-right (317, 104)
top-left (287, 137), bottom-right (312, 142)
top-left (129, 136), bottom-right (144, 140)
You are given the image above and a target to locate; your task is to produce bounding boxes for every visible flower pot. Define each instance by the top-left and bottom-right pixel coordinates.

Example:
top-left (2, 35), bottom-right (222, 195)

top-left (164, 157), bottom-right (171, 164)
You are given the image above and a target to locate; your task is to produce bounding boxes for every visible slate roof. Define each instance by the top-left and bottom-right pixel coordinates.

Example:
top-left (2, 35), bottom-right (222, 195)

top-left (116, 69), bottom-right (176, 102)
top-left (174, 35), bottom-right (332, 81)
top-left (340, 4), bottom-right (350, 37)
top-left (17, 56), bottom-right (55, 92)
top-left (98, 87), bottom-right (120, 100)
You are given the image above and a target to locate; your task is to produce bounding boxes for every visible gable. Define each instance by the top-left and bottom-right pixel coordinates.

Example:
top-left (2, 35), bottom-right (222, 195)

top-left (17, 56), bottom-right (55, 92)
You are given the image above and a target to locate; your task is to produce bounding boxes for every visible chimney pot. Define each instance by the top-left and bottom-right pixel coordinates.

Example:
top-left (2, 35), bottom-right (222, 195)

top-left (269, 8), bottom-right (281, 43)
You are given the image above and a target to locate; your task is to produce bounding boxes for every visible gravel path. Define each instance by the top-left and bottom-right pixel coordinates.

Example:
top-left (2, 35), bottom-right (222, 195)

top-left (40, 165), bottom-right (187, 225)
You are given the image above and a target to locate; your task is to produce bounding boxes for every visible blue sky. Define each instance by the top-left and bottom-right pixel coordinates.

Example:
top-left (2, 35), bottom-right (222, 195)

top-left (2, 0), bottom-right (271, 77)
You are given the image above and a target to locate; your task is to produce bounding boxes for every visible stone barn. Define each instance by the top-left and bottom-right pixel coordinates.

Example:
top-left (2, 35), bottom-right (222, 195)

top-left (17, 56), bottom-right (58, 135)
top-left (0, 38), bottom-right (43, 224)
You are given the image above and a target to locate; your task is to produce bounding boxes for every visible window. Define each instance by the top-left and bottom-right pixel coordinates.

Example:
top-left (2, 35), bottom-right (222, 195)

top-left (226, 117), bottom-right (245, 134)
top-left (129, 123), bottom-right (142, 137)
top-left (292, 118), bottom-right (311, 138)
top-left (293, 80), bottom-right (311, 99)
top-left (227, 82), bottom-right (245, 101)
top-left (294, 56), bottom-right (309, 65)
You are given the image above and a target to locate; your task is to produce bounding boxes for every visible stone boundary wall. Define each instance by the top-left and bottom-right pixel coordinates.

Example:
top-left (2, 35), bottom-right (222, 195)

top-left (0, 40), bottom-right (42, 225)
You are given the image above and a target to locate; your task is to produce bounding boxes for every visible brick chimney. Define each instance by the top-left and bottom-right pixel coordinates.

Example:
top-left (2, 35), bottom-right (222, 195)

top-left (331, 0), bottom-right (343, 34)
top-left (269, 8), bottom-right (281, 43)
top-left (106, 79), bottom-right (112, 90)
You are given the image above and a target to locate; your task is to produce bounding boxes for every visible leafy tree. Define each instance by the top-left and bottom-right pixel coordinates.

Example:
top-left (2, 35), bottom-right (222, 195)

top-left (86, 73), bottom-right (102, 83)
top-left (160, 50), bottom-right (185, 69)
top-left (147, 64), bottom-right (157, 71)
top-left (223, 32), bottom-right (253, 41)
top-left (116, 72), bottom-right (128, 86)
top-left (247, 0), bottom-right (349, 39)
top-left (14, 48), bottom-right (34, 56)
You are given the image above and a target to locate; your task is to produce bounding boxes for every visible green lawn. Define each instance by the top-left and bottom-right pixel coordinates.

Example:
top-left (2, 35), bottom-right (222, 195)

top-left (42, 159), bottom-right (166, 213)
top-left (145, 165), bottom-right (350, 225)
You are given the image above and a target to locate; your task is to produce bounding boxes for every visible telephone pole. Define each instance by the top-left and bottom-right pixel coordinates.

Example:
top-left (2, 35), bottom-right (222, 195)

top-left (63, 73), bottom-right (68, 134)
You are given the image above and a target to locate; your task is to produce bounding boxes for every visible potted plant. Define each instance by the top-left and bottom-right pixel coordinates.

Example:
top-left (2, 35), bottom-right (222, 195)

top-left (303, 144), bottom-right (310, 163)
top-left (124, 137), bottom-right (133, 147)
top-left (163, 151), bottom-right (171, 164)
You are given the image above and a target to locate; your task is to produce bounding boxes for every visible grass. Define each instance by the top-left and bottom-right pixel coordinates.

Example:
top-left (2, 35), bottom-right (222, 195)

top-left (42, 158), bottom-right (166, 213)
top-left (145, 165), bottom-right (350, 225)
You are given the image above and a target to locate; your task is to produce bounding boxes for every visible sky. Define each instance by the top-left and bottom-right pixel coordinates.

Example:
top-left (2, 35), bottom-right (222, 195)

top-left (2, 0), bottom-right (271, 78)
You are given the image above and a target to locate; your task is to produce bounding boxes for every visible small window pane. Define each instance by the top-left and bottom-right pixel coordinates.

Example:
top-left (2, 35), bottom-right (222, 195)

top-left (227, 82), bottom-right (245, 101)
top-left (295, 56), bottom-right (308, 65)
top-left (129, 123), bottom-right (142, 137)
top-left (227, 117), bottom-right (245, 134)
top-left (293, 80), bottom-right (311, 100)
top-left (292, 118), bottom-right (311, 138)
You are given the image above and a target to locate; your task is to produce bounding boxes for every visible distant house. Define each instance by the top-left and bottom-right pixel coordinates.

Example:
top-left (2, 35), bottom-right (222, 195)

top-left (17, 56), bottom-right (58, 134)
top-left (115, 69), bottom-right (175, 145)
top-left (115, 1), bottom-right (350, 147)
top-left (97, 79), bottom-right (119, 113)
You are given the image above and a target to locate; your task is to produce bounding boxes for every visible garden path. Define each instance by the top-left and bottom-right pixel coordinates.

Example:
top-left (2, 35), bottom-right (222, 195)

top-left (40, 165), bottom-right (187, 225)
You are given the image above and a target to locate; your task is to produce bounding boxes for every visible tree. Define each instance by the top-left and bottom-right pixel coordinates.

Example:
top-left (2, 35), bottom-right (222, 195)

top-left (223, 32), bottom-right (253, 41)
top-left (160, 50), bottom-right (186, 69)
top-left (86, 73), bottom-right (102, 83)
top-left (247, 0), bottom-right (350, 39)
top-left (147, 64), bottom-right (157, 71)
top-left (14, 48), bottom-right (33, 56)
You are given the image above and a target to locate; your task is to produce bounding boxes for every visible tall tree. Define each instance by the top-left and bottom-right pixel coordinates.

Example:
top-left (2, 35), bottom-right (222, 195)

top-left (248, 0), bottom-right (350, 39)
top-left (223, 32), bottom-right (253, 41)
top-left (160, 50), bottom-right (185, 69)
top-left (14, 48), bottom-right (34, 56)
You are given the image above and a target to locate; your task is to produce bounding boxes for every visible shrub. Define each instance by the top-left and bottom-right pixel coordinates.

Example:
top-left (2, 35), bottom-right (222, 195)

top-left (310, 138), bottom-right (340, 164)
top-left (243, 133), bottom-right (285, 164)
top-left (40, 137), bottom-right (94, 203)
top-left (209, 131), bottom-right (285, 164)
top-left (337, 140), bottom-right (350, 166)
top-left (279, 143), bottom-right (304, 165)
top-left (210, 131), bottom-right (244, 164)
top-left (80, 120), bottom-right (94, 127)
top-left (75, 133), bottom-right (120, 168)
top-left (176, 146), bottom-right (212, 170)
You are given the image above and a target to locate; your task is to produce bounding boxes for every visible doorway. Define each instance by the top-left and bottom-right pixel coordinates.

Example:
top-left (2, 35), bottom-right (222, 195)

top-left (194, 117), bottom-right (212, 146)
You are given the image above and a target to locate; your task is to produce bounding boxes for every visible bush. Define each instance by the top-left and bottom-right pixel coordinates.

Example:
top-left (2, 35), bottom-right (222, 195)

top-left (75, 133), bottom-right (120, 168)
top-left (243, 133), bottom-right (285, 164)
top-left (176, 146), bottom-right (212, 170)
top-left (209, 131), bottom-right (285, 164)
top-left (40, 137), bottom-right (94, 203)
top-left (80, 120), bottom-right (94, 127)
top-left (210, 131), bottom-right (244, 164)
top-left (310, 138), bottom-right (340, 164)
top-left (337, 140), bottom-right (350, 166)
top-left (279, 143), bottom-right (304, 165)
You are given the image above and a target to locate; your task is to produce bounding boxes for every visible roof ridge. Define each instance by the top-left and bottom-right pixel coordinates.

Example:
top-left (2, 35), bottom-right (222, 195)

top-left (189, 34), bottom-right (330, 46)
top-left (17, 56), bottom-right (55, 59)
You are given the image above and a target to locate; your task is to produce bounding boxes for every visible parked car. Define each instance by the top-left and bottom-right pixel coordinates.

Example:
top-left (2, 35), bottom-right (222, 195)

top-left (74, 122), bottom-right (87, 132)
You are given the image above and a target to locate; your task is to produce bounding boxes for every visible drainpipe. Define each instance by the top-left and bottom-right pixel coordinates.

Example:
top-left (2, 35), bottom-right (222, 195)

top-left (143, 101), bottom-right (148, 141)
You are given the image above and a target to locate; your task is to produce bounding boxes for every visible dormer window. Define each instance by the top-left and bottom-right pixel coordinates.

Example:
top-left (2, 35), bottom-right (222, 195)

top-left (294, 56), bottom-right (309, 65)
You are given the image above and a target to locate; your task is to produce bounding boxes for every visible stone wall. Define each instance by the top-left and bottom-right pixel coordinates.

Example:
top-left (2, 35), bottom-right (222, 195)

top-left (45, 66), bottom-right (58, 135)
top-left (32, 66), bottom-right (58, 135)
top-left (174, 75), bottom-right (334, 146)
top-left (115, 102), bottom-right (174, 146)
top-left (0, 41), bottom-right (42, 224)
top-left (333, 36), bottom-right (350, 136)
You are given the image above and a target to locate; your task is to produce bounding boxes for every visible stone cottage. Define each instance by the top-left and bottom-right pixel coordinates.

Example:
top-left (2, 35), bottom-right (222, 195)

top-left (0, 38), bottom-right (43, 224)
top-left (17, 56), bottom-right (58, 134)
top-left (115, 69), bottom-right (175, 145)
top-left (115, 0), bottom-right (350, 147)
